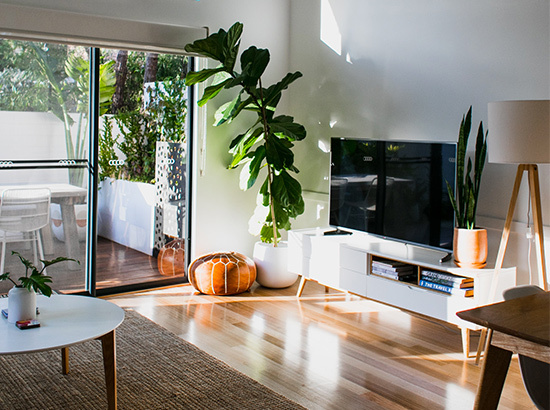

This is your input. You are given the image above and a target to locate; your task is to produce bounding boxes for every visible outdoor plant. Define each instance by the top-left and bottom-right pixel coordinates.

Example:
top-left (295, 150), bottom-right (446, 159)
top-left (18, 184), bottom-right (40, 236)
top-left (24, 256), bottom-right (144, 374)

top-left (98, 79), bottom-right (187, 183)
top-left (446, 106), bottom-right (488, 229)
top-left (184, 22), bottom-right (307, 245)
top-left (31, 45), bottom-right (116, 187)
top-left (0, 251), bottom-right (78, 297)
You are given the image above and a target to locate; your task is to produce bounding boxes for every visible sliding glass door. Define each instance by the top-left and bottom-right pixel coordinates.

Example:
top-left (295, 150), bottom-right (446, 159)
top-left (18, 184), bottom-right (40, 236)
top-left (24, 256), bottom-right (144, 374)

top-left (94, 47), bottom-right (191, 294)
top-left (0, 39), bottom-right (192, 296)
top-left (0, 40), bottom-right (90, 294)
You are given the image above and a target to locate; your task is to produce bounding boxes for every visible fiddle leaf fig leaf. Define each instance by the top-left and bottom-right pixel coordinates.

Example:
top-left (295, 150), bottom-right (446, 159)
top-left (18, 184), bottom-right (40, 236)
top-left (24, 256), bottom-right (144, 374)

top-left (240, 46), bottom-right (270, 87)
top-left (259, 178), bottom-right (270, 206)
top-left (264, 71), bottom-right (303, 107)
top-left (272, 170), bottom-right (303, 209)
top-left (198, 77), bottom-right (232, 107)
top-left (270, 115), bottom-right (307, 141)
top-left (245, 146), bottom-right (266, 189)
top-left (223, 22), bottom-right (244, 71)
top-left (185, 67), bottom-right (225, 86)
top-left (184, 33), bottom-right (226, 62)
top-left (229, 126), bottom-right (264, 168)
top-left (272, 199), bottom-right (290, 230)
top-left (266, 135), bottom-right (294, 171)
top-left (185, 22), bottom-right (243, 68)
top-left (214, 92), bottom-right (243, 126)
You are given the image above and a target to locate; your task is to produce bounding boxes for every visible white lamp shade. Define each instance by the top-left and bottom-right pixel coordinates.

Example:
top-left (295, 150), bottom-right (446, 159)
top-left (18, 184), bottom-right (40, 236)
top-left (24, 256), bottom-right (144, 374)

top-left (488, 100), bottom-right (550, 164)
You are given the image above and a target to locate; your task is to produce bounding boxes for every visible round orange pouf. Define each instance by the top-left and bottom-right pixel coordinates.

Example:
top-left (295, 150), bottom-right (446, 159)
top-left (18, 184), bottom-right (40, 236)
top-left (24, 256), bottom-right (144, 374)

top-left (189, 252), bottom-right (256, 295)
top-left (158, 239), bottom-right (186, 276)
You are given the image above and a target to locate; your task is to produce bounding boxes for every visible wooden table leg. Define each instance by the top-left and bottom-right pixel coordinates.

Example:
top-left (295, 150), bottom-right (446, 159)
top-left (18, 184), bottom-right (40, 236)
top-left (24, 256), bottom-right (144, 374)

top-left (296, 276), bottom-right (307, 297)
top-left (474, 331), bottom-right (512, 410)
top-left (475, 328), bottom-right (488, 365)
top-left (100, 330), bottom-right (117, 410)
top-left (61, 347), bottom-right (70, 375)
top-left (461, 328), bottom-right (471, 358)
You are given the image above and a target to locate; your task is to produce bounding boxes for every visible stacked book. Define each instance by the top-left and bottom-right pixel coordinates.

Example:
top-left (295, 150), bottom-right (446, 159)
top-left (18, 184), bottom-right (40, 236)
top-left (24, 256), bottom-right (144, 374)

top-left (371, 258), bottom-right (416, 282)
top-left (419, 270), bottom-right (474, 297)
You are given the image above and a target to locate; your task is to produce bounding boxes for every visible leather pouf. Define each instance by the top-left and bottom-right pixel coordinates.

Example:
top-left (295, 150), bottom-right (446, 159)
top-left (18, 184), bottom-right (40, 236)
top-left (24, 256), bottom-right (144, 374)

top-left (189, 252), bottom-right (256, 295)
top-left (158, 239), bottom-right (186, 276)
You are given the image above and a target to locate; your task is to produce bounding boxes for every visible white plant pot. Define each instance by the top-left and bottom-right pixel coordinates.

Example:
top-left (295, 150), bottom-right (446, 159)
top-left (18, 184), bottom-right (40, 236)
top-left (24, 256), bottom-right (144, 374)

top-left (253, 241), bottom-right (298, 288)
top-left (7, 287), bottom-right (36, 323)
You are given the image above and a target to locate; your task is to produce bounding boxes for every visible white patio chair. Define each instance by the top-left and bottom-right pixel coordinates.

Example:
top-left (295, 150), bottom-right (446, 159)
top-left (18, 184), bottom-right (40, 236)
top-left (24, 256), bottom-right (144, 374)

top-left (0, 188), bottom-right (51, 274)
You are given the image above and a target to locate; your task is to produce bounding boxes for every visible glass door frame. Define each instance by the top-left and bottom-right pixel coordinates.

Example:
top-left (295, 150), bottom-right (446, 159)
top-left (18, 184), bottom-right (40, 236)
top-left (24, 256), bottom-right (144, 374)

top-left (86, 49), bottom-right (194, 297)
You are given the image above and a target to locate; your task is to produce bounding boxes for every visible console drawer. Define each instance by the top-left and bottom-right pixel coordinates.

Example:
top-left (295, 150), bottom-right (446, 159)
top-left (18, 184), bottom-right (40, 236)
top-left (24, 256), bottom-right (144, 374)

top-left (366, 274), bottom-right (478, 328)
top-left (340, 245), bottom-right (367, 273)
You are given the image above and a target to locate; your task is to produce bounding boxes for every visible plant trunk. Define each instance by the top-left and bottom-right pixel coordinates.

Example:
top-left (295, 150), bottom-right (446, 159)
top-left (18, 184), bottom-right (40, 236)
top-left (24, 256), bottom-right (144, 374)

top-left (112, 50), bottom-right (128, 114)
top-left (267, 163), bottom-right (278, 247)
top-left (144, 53), bottom-right (158, 83)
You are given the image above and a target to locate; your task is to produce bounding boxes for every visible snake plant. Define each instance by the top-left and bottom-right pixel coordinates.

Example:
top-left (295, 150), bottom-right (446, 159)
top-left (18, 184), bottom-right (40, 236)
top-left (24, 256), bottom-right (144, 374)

top-left (446, 106), bottom-right (488, 229)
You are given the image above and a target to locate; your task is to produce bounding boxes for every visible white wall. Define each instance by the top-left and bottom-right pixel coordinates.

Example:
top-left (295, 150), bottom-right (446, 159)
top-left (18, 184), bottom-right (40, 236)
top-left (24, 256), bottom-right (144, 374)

top-left (288, 0), bottom-right (550, 285)
top-left (0, 111), bottom-right (73, 184)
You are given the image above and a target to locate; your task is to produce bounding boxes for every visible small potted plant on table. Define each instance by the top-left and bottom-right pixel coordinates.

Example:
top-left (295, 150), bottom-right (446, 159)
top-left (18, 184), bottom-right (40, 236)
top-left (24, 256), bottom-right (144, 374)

top-left (0, 251), bottom-right (77, 323)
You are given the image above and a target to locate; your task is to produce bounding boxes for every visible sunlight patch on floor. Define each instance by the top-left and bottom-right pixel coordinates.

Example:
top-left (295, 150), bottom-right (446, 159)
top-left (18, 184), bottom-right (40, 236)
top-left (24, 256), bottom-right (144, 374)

top-left (324, 299), bottom-right (401, 314)
top-left (445, 383), bottom-right (475, 410)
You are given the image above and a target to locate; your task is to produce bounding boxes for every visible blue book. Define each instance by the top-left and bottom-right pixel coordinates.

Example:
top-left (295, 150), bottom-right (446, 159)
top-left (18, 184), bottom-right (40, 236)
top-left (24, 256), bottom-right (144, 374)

top-left (419, 280), bottom-right (473, 297)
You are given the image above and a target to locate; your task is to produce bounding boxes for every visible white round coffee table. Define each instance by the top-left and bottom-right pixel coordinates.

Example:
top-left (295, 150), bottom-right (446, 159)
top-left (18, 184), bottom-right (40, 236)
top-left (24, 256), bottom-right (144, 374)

top-left (0, 294), bottom-right (124, 409)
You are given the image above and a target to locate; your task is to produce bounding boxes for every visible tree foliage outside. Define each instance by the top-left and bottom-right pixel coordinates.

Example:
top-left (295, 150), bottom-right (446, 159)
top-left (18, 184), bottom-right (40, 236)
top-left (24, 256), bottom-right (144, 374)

top-left (0, 40), bottom-right (73, 112)
top-left (0, 39), bottom-right (189, 185)
top-left (98, 79), bottom-right (188, 183)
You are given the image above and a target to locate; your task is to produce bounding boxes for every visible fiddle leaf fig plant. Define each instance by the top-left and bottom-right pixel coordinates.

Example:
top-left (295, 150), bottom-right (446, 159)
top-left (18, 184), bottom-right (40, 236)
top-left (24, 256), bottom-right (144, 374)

top-left (185, 22), bottom-right (306, 245)
top-left (0, 251), bottom-right (78, 297)
top-left (446, 106), bottom-right (488, 229)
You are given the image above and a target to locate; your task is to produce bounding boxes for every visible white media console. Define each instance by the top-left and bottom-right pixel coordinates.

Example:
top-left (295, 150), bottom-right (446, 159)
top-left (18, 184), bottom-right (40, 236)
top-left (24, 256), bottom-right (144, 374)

top-left (288, 228), bottom-right (516, 356)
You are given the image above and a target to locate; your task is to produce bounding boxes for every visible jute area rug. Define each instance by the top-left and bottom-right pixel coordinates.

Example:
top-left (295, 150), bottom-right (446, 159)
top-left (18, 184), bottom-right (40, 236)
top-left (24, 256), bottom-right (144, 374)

top-left (0, 309), bottom-right (306, 409)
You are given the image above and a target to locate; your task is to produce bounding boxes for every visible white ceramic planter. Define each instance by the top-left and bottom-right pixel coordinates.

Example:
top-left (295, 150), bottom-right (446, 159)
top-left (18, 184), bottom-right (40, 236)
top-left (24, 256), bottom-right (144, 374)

top-left (253, 241), bottom-right (298, 288)
top-left (7, 287), bottom-right (36, 323)
top-left (97, 178), bottom-right (156, 255)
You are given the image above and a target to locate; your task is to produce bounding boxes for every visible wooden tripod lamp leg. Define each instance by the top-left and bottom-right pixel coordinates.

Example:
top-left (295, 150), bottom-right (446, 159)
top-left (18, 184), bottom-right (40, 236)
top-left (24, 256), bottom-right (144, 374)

top-left (477, 164), bottom-right (549, 364)
top-left (477, 164), bottom-right (525, 364)
top-left (527, 165), bottom-right (548, 291)
top-left (489, 164), bottom-right (526, 300)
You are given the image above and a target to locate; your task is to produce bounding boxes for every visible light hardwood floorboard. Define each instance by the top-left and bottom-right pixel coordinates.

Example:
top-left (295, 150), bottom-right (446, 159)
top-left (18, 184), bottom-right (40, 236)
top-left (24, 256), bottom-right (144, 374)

top-left (106, 281), bottom-right (535, 410)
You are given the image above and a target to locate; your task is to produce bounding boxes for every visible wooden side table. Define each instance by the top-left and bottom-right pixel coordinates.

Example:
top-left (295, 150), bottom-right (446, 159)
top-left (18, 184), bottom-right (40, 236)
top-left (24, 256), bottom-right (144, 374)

top-left (457, 292), bottom-right (550, 409)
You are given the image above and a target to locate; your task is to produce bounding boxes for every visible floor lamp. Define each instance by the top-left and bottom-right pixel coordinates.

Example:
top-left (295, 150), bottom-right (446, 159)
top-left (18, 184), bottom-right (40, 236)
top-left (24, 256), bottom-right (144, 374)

top-left (472, 100), bottom-right (550, 364)
top-left (487, 99), bottom-right (549, 294)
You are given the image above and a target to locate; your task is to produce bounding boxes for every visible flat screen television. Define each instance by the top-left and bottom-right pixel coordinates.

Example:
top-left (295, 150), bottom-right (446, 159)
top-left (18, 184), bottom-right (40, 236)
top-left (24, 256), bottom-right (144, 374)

top-left (329, 138), bottom-right (456, 251)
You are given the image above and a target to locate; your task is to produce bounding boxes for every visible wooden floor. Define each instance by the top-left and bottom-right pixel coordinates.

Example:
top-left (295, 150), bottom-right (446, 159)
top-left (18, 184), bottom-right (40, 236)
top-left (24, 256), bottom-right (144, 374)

top-left (0, 236), bottom-right (178, 294)
top-left (106, 281), bottom-right (536, 410)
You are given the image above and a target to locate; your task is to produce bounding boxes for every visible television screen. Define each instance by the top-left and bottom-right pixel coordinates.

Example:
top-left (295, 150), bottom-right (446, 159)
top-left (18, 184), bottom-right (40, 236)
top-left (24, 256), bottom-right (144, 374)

top-left (329, 138), bottom-right (456, 251)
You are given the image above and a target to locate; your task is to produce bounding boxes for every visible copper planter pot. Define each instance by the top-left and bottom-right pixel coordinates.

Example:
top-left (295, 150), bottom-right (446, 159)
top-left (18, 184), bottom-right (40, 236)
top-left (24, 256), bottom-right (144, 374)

top-left (453, 227), bottom-right (488, 269)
